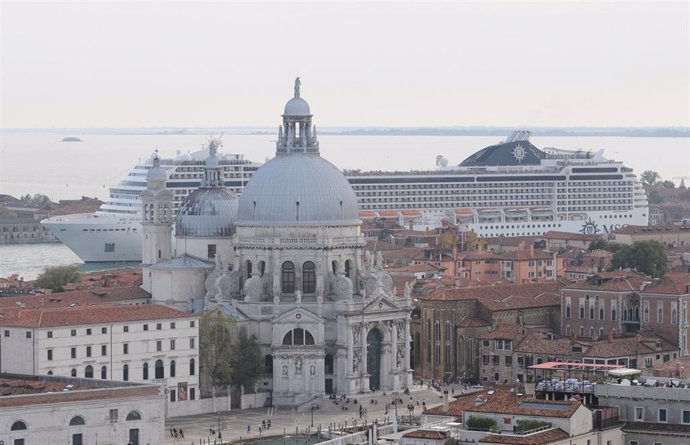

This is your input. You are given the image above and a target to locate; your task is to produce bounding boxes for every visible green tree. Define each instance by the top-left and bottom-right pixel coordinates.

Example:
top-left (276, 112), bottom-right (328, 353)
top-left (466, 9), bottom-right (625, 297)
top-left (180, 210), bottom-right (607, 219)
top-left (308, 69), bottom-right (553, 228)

top-left (640, 170), bottom-right (660, 188)
top-left (34, 265), bottom-right (81, 291)
top-left (20, 193), bottom-right (52, 207)
top-left (199, 311), bottom-right (236, 388)
top-left (661, 180), bottom-right (675, 189)
top-left (610, 240), bottom-right (667, 277)
top-left (230, 331), bottom-right (263, 391)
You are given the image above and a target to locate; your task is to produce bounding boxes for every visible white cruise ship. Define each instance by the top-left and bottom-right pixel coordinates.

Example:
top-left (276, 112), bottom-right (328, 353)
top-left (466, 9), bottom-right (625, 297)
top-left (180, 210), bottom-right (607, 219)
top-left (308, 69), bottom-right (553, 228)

top-left (42, 131), bottom-right (649, 262)
top-left (41, 141), bottom-right (261, 262)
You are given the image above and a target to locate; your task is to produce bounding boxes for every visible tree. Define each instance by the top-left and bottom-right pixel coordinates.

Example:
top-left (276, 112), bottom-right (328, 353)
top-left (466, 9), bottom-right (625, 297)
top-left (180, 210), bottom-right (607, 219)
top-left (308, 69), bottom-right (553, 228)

top-left (34, 265), bottom-right (81, 291)
top-left (661, 180), bottom-right (675, 189)
top-left (20, 193), bottom-right (52, 208)
top-left (229, 331), bottom-right (263, 391)
top-left (610, 240), bottom-right (667, 277)
top-left (199, 311), bottom-right (236, 389)
top-left (640, 170), bottom-right (660, 188)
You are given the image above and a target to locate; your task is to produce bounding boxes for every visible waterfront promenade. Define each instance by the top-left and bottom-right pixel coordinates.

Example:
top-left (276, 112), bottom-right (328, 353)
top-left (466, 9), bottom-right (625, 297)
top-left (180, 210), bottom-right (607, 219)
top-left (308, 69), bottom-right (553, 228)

top-left (164, 385), bottom-right (452, 445)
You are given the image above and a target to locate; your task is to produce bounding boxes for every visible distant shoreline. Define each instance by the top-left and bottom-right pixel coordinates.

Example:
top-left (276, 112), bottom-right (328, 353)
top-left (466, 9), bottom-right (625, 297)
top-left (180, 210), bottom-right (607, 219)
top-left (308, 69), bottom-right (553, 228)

top-left (1, 126), bottom-right (689, 138)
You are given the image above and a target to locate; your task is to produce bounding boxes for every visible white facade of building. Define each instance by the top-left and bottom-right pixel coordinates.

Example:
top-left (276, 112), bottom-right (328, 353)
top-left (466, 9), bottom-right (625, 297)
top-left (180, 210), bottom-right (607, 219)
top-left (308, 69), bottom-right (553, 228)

top-left (0, 304), bottom-right (199, 414)
top-left (2, 374), bottom-right (164, 445)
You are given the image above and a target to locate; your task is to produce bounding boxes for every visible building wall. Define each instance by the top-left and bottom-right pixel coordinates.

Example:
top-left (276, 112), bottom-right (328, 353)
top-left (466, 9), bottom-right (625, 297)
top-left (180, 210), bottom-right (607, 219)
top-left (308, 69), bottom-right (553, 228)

top-left (3, 390), bottom-right (164, 445)
top-left (0, 314), bottom-right (199, 412)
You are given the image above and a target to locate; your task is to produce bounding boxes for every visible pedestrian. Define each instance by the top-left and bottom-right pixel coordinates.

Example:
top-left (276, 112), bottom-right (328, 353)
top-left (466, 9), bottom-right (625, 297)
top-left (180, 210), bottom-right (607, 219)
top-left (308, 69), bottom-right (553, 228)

top-left (170, 426), bottom-right (174, 437)
top-left (180, 428), bottom-right (184, 438)
top-left (247, 424), bottom-right (251, 433)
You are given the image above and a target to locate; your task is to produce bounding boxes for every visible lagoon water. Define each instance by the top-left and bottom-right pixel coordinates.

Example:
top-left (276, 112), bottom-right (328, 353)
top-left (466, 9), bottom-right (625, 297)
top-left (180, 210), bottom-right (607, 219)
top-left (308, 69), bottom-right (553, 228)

top-left (0, 132), bottom-right (688, 279)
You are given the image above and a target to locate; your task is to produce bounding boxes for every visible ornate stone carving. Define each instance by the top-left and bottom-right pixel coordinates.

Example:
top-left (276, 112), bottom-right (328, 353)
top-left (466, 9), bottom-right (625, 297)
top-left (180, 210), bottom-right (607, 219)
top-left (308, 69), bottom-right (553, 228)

top-left (295, 356), bottom-right (303, 375)
top-left (396, 344), bottom-right (405, 368)
top-left (353, 350), bottom-right (361, 373)
top-left (310, 365), bottom-right (316, 376)
top-left (396, 320), bottom-right (406, 341)
top-left (334, 276), bottom-right (353, 300)
top-left (353, 324), bottom-right (361, 345)
top-left (243, 276), bottom-right (262, 302)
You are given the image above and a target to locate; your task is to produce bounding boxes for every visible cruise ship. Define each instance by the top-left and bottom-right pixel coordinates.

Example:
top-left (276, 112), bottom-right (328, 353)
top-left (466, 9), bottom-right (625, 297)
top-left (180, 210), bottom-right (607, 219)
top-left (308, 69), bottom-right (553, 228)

top-left (42, 131), bottom-right (649, 262)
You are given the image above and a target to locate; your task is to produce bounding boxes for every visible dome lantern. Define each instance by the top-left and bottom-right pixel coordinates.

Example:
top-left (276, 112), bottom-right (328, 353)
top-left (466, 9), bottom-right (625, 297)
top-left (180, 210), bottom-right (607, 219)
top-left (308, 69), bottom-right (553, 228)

top-left (278, 78), bottom-right (318, 155)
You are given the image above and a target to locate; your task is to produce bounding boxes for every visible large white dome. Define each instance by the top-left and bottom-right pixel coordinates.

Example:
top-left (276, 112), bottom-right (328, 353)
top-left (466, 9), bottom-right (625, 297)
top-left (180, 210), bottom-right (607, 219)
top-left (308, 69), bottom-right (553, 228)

top-left (284, 96), bottom-right (311, 117)
top-left (176, 188), bottom-right (238, 237)
top-left (237, 152), bottom-right (360, 225)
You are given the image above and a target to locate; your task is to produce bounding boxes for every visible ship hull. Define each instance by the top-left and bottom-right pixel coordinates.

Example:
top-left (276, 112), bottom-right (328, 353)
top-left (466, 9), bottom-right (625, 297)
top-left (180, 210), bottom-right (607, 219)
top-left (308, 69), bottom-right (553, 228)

top-left (41, 213), bottom-right (143, 262)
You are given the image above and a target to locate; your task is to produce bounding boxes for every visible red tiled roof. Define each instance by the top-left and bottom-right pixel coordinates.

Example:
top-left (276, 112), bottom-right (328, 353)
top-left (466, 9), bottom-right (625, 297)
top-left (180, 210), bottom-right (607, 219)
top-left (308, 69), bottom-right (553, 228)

top-left (400, 210), bottom-right (421, 216)
top-left (464, 387), bottom-right (583, 418)
top-left (479, 428), bottom-right (569, 444)
top-left (584, 335), bottom-right (676, 358)
top-left (424, 390), bottom-right (491, 418)
top-left (0, 286), bottom-right (150, 309)
top-left (642, 273), bottom-right (690, 295)
top-left (359, 211), bottom-right (376, 218)
top-left (378, 210), bottom-right (399, 218)
top-left (0, 304), bottom-right (194, 328)
top-left (387, 263), bottom-right (444, 273)
top-left (515, 332), bottom-right (575, 356)
top-left (479, 323), bottom-right (525, 340)
top-left (457, 316), bottom-right (490, 328)
top-left (421, 283), bottom-right (562, 312)
top-left (543, 231), bottom-right (600, 241)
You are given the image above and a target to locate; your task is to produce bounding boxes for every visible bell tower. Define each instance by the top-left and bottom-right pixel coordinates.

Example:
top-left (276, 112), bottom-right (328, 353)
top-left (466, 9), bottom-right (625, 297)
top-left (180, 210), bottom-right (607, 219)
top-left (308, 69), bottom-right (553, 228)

top-left (141, 154), bottom-right (173, 292)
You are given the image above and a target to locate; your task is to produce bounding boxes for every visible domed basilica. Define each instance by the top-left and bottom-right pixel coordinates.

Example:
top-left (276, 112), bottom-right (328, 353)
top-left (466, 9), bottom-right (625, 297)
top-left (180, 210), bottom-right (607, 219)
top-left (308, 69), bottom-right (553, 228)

top-left (141, 80), bottom-right (413, 405)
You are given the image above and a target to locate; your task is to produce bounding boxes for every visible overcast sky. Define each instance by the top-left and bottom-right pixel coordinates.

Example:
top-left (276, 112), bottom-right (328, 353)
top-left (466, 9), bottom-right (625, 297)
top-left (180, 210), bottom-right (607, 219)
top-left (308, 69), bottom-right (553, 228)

top-left (1, 1), bottom-right (688, 128)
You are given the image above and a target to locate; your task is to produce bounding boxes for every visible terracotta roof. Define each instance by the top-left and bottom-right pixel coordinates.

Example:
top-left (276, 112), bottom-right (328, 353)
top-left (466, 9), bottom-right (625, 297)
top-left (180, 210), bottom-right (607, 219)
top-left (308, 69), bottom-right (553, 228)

top-left (622, 421), bottom-right (690, 434)
top-left (458, 316), bottom-right (490, 328)
top-left (479, 428), bottom-right (569, 444)
top-left (401, 210), bottom-right (422, 217)
top-left (359, 211), bottom-right (376, 218)
top-left (480, 323), bottom-right (525, 340)
top-left (565, 275), bottom-right (648, 292)
top-left (0, 304), bottom-right (194, 328)
top-left (464, 387), bottom-right (583, 418)
top-left (515, 332), bottom-right (575, 356)
top-left (364, 240), bottom-right (397, 251)
top-left (402, 430), bottom-right (449, 440)
top-left (501, 250), bottom-right (554, 261)
top-left (484, 236), bottom-right (538, 246)
top-left (422, 283), bottom-right (562, 313)
top-left (0, 286), bottom-right (150, 309)
top-left (0, 381), bottom-right (160, 408)
top-left (614, 224), bottom-right (690, 235)
top-left (378, 210), bottom-right (399, 218)
top-left (382, 247), bottom-right (425, 260)
top-left (642, 272), bottom-right (690, 295)
top-left (424, 390), bottom-right (491, 418)
top-left (543, 231), bottom-right (600, 241)
top-left (584, 335), bottom-right (675, 358)
top-left (387, 263), bottom-right (444, 273)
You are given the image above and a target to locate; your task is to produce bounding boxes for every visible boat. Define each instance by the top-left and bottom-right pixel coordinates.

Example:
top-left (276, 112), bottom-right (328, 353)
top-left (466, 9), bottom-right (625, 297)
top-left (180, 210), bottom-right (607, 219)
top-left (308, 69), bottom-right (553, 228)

top-left (41, 140), bottom-right (261, 262)
top-left (42, 131), bottom-right (649, 262)
top-left (61, 137), bottom-right (82, 142)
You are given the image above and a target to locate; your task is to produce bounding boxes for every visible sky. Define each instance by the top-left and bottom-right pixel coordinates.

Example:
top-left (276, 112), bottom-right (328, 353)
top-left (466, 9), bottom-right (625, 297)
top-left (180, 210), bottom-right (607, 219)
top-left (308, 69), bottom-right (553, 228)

top-left (1, 1), bottom-right (689, 128)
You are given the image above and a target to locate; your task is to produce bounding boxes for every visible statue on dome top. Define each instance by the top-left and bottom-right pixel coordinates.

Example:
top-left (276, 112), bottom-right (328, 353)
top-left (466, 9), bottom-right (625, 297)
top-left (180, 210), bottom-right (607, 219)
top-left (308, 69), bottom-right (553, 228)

top-left (294, 77), bottom-right (301, 97)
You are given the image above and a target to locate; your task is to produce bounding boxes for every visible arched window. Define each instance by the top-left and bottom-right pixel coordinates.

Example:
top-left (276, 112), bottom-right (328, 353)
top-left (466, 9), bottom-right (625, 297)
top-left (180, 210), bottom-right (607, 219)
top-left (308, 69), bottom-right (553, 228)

top-left (345, 260), bottom-right (352, 278)
top-left (126, 411), bottom-right (142, 421)
top-left (47, 370), bottom-right (53, 375)
top-left (11, 420), bottom-right (27, 431)
top-left (85, 365), bottom-right (93, 379)
top-left (426, 320), bottom-right (432, 364)
top-left (281, 261), bottom-right (295, 293)
top-left (325, 354), bottom-right (334, 374)
top-left (123, 364), bottom-right (129, 381)
top-left (155, 359), bottom-right (164, 379)
top-left (282, 328), bottom-right (315, 345)
top-left (302, 261), bottom-right (316, 293)
top-left (264, 354), bottom-right (273, 374)
top-left (434, 321), bottom-right (441, 365)
top-left (143, 362), bottom-right (149, 380)
top-left (170, 360), bottom-right (176, 377)
top-left (101, 366), bottom-right (107, 379)
top-left (69, 416), bottom-right (86, 426)
top-left (71, 368), bottom-right (77, 377)
top-left (189, 358), bottom-right (195, 376)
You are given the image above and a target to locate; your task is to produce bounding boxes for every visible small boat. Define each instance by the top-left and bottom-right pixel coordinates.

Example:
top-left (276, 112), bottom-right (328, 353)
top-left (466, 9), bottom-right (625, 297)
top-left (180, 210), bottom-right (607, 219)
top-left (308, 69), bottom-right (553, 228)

top-left (62, 137), bottom-right (82, 142)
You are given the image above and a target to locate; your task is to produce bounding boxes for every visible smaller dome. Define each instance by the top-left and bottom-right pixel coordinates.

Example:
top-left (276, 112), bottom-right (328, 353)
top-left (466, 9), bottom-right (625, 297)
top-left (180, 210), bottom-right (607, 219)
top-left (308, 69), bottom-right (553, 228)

top-left (175, 188), bottom-right (239, 237)
top-left (147, 157), bottom-right (167, 183)
top-left (284, 96), bottom-right (311, 116)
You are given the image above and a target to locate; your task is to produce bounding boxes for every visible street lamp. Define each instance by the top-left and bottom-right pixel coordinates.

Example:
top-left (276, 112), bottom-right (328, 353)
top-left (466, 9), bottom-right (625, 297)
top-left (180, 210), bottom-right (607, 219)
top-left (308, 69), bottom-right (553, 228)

top-left (310, 404), bottom-right (316, 427)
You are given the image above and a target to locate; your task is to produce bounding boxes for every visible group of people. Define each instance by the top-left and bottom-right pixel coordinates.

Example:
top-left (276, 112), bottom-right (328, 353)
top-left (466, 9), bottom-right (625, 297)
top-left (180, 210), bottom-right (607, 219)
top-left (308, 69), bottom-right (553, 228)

top-left (258, 418), bottom-right (272, 433)
top-left (169, 425), bottom-right (184, 438)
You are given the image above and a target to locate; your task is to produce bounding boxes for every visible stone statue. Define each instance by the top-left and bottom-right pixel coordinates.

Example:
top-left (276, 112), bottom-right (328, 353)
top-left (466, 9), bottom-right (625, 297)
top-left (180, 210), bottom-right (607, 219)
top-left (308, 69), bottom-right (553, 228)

top-left (282, 365), bottom-right (288, 377)
top-left (404, 281), bottom-right (412, 300)
top-left (365, 250), bottom-right (375, 273)
top-left (294, 77), bottom-right (301, 96)
top-left (353, 350), bottom-right (361, 373)
top-left (310, 365), bottom-right (316, 376)
top-left (396, 345), bottom-right (404, 368)
top-left (295, 289), bottom-right (302, 303)
top-left (375, 251), bottom-right (384, 271)
top-left (295, 357), bottom-right (303, 374)
top-left (396, 320), bottom-right (406, 341)
top-left (353, 324), bottom-right (361, 345)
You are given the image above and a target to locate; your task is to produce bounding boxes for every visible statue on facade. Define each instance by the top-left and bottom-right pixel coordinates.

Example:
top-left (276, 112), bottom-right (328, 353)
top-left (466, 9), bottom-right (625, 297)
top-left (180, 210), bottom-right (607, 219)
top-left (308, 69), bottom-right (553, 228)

top-left (295, 289), bottom-right (302, 303)
top-left (353, 350), bottom-right (361, 373)
top-left (294, 77), bottom-right (301, 96)
top-left (282, 365), bottom-right (288, 377)
top-left (353, 324), bottom-right (361, 345)
top-left (295, 356), bottom-right (303, 375)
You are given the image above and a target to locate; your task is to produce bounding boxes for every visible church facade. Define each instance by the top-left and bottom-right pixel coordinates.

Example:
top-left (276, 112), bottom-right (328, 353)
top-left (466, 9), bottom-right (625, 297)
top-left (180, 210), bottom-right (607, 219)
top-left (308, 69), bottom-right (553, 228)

top-left (142, 80), bottom-right (413, 406)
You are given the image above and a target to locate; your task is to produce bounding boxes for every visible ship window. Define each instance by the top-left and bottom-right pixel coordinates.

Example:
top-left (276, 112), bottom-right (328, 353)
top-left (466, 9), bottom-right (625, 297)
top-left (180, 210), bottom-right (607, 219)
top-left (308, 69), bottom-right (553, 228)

top-left (104, 243), bottom-right (115, 252)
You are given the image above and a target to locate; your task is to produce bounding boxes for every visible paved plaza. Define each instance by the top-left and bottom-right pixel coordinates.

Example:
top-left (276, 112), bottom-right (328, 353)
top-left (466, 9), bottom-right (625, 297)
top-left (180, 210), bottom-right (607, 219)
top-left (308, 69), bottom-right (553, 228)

top-left (164, 384), bottom-right (463, 445)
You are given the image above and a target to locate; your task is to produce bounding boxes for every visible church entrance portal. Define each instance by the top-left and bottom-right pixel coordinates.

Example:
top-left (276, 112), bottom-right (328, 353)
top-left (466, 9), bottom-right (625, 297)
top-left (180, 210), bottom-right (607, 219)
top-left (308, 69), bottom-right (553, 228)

top-left (367, 329), bottom-right (382, 390)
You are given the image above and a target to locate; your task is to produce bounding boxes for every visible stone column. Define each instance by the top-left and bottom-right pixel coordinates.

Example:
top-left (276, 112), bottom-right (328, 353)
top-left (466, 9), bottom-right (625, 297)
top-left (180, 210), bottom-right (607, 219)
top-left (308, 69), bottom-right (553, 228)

top-left (361, 323), bottom-right (368, 376)
top-left (381, 342), bottom-right (392, 390)
top-left (348, 325), bottom-right (354, 375)
top-left (272, 249), bottom-right (281, 301)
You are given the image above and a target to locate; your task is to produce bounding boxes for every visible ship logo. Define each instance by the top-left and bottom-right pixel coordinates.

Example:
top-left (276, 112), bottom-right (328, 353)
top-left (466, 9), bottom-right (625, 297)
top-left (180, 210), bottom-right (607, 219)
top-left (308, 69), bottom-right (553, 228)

top-left (512, 144), bottom-right (526, 163)
top-left (580, 218), bottom-right (600, 235)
